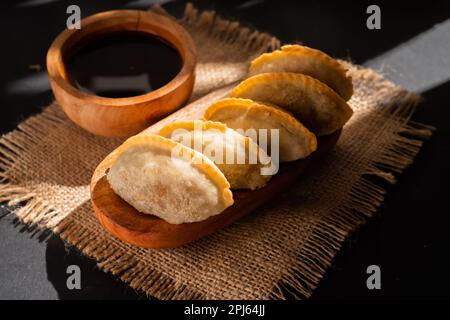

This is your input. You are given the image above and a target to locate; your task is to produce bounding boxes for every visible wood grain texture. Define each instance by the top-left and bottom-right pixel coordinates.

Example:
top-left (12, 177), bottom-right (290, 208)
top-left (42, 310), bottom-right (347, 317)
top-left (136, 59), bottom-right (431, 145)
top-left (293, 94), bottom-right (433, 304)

top-left (47, 10), bottom-right (197, 137)
top-left (90, 85), bottom-right (341, 248)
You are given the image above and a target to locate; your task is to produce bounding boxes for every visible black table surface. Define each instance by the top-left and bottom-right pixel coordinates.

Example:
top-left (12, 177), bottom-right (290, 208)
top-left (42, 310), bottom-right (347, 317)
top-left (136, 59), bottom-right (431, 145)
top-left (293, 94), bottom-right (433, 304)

top-left (0, 0), bottom-right (449, 300)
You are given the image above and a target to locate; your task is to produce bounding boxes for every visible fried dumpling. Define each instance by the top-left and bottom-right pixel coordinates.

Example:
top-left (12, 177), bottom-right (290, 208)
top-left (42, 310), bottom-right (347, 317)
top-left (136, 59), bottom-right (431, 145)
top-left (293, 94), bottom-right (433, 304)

top-left (159, 120), bottom-right (274, 190)
top-left (204, 98), bottom-right (317, 162)
top-left (248, 44), bottom-right (353, 101)
top-left (230, 72), bottom-right (353, 136)
top-left (107, 134), bottom-right (234, 224)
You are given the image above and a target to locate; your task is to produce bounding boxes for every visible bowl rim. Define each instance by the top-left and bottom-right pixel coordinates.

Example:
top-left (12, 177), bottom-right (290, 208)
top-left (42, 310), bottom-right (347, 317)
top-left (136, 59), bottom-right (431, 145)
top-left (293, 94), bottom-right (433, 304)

top-left (46, 9), bottom-right (197, 107)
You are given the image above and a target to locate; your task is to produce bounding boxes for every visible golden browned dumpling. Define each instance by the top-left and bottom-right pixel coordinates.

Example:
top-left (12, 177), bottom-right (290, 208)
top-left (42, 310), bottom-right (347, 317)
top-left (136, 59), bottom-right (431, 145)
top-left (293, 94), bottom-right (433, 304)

top-left (230, 72), bottom-right (353, 136)
top-left (159, 120), bottom-right (274, 190)
top-left (204, 98), bottom-right (317, 162)
top-left (248, 44), bottom-right (353, 101)
top-left (107, 134), bottom-right (234, 224)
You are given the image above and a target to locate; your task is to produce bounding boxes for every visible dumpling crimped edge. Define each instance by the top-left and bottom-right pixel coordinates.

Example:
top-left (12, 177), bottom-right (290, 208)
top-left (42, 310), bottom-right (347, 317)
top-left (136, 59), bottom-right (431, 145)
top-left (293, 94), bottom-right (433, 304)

top-left (158, 119), bottom-right (271, 168)
top-left (111, 134), bottom-right (234, 208)
top-left (230, 72), bottom-right (353, 135)
top-left (249, 44), bottom-right (353, 101)
top-left (204, 97), bottom-right (317, 153)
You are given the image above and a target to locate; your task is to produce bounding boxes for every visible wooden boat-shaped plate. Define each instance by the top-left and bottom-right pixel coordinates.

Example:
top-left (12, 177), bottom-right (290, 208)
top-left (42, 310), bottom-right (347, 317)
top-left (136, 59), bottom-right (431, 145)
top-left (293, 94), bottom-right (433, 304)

top-left (91, 132), bottom-right (340, 249)
top-left (90, 87), bottom-right (341, 249)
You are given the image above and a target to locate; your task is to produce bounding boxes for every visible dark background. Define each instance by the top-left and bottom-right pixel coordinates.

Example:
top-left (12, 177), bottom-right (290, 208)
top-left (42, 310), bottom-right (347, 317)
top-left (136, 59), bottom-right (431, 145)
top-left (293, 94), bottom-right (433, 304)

top-left (0, 0), bottom-right (449, 300)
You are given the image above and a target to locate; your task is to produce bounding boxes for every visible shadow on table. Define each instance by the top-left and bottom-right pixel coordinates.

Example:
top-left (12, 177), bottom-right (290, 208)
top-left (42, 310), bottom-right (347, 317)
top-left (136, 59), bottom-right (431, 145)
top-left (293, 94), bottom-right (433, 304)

top-left (313, 81), bottom-right (450, 300)
top-left (45, 234), bottom-right (145, 300)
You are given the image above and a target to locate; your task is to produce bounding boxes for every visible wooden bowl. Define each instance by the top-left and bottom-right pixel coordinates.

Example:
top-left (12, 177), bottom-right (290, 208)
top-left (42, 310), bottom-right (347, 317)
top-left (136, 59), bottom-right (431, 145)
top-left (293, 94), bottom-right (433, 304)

top-left (91, 129), bottom-right (341, 249)
top-left (47, 10), bottom-right (196, 137)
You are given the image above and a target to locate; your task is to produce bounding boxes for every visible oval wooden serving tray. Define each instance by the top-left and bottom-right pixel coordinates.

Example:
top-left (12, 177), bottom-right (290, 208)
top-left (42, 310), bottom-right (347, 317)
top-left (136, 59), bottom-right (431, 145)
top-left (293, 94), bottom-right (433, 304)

top-left (90, 86), bottom-right (341, 248)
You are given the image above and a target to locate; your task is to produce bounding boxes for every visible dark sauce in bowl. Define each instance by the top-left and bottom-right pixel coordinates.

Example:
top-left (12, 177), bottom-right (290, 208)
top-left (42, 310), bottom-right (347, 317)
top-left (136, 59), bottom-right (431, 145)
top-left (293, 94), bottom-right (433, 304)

top-left (66, 31), bottom-right (182, 98)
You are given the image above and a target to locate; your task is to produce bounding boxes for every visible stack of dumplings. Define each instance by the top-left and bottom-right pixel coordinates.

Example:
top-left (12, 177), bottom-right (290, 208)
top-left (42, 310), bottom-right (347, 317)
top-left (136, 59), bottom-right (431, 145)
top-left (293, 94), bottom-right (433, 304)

top-left (107, 44), bottom-right (354, 224)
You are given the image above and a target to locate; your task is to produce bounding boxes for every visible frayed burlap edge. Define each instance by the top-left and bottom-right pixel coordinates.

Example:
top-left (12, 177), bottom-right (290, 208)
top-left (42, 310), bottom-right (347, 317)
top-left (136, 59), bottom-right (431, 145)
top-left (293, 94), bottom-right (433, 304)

top-left (273, 101), bottom-right (434, 299)
top-left (0, 4), bottom-right (434, 300)
top-left (153, 3), bottom-right (280, 53)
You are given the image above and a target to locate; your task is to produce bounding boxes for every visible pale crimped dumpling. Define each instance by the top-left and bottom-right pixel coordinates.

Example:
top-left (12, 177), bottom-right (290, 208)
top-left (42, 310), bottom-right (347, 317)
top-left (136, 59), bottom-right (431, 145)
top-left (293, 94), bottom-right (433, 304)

top-left (230, 72), bottom-right (353, 136)
top-left (248, 44), bottom-right (353, 101)
top-left (204, 98), bottom-right (317, 162)
top-left (159, 120), bottom-right (273, 190)
top-left (107, 134), bottom-right (233, 224)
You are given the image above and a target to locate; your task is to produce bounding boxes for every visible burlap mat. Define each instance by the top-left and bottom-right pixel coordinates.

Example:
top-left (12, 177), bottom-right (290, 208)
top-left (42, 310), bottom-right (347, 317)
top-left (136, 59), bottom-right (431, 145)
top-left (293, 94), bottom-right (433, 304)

top-left (0, 4), bottom-right (433, 299)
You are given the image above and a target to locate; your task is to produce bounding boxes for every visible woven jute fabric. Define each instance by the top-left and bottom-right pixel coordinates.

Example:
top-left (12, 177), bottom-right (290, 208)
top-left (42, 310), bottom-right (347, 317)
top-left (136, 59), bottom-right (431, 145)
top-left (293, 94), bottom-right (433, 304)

top-left (0, 4), bottom-right (433, 299)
